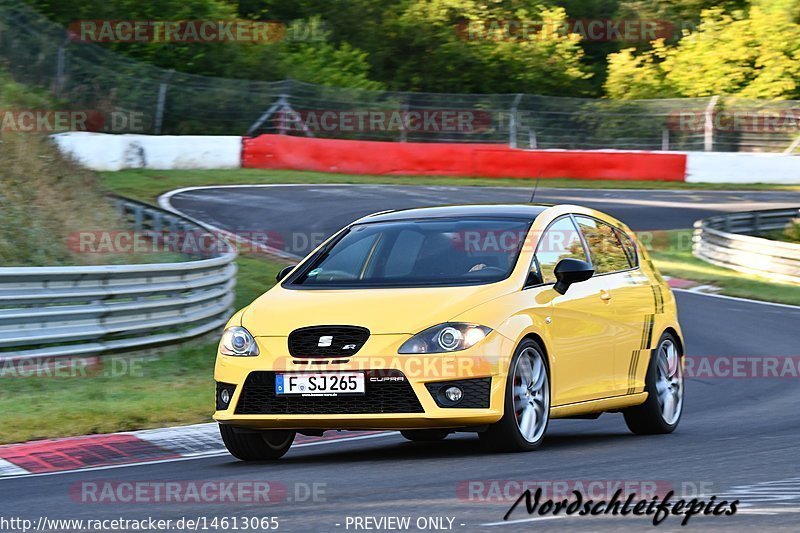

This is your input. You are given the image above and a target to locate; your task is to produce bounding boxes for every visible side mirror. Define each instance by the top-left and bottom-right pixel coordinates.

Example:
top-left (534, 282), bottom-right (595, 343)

top-left (276, 264), bottom-right (297, 282)
top-left (553, 258), bottom-right (594, 295)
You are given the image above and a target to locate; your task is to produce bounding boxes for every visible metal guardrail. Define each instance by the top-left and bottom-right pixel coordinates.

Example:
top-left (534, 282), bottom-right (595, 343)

top-left (693, 207), bottom-right (800, 284)
top-left (0, 197), bottom-right (237, 361)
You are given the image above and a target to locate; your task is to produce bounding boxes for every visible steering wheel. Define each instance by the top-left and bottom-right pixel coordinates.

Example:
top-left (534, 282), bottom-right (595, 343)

top-left (312, 270), bottom-right (358, 281)
top-left (467, 266), bottom-right (506, 275)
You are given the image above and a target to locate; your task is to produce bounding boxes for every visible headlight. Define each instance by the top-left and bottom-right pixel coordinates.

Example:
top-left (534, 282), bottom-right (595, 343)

top-left (219, 326), bottom-right (259, 356)
top-left (398, 323), bottom-right (491, 354)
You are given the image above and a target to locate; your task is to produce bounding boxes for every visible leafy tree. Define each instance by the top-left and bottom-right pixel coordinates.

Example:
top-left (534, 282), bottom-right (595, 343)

top-left (24, 0), bottom-right (381, 89)
top-left (605, 40), bottom-right (676, 98)
top-left (270, 19), bottom-right (384, 90)
top-left (606, 1), bottom-right (800, 99)
top-left (374, 0), bottom-right (592, 94)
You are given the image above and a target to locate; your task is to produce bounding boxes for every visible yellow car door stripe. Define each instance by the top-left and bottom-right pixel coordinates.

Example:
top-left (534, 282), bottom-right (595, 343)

top-left (628, 314), bottom-right (655, 394)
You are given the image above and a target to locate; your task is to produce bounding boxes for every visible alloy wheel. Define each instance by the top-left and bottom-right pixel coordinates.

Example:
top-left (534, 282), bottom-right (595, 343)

top-left (655, 339), bottom-right (683, 425)
top-left (513, 347), bottom-right (550, 443)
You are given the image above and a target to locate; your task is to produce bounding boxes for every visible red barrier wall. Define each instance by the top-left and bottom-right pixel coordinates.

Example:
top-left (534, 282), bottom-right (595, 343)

top-left (242, 135), bottom-right (687, 181)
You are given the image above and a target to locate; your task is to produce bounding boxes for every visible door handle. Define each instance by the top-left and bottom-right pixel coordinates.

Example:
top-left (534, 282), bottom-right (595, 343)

top-left (600, 289), bottom-right (612, 301)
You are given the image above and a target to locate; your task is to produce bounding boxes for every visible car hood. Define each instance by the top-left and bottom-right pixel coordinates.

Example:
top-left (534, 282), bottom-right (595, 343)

top-left (241, 284), bottom-right (508, 336)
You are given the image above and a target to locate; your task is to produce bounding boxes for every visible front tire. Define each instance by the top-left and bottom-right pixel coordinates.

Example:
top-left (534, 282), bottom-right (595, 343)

top-left (480, 339), bottom-right (550, 452)
top-left (623, 332), bottom-right (684, 435)
top-left (219, 425), bottom-right (295, 460)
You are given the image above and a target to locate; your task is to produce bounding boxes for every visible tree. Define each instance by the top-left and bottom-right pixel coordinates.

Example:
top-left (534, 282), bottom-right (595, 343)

top-left (605, 2), bottom-right (800, 99)
top-left (24, 0), bottom-right (382, 89)
top-left (272, 20), bottom-right (384, 90)
top-left (374, 0), bottom-right (592, 94)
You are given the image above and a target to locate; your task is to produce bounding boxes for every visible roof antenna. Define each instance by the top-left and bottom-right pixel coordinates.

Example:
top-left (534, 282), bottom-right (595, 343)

top-left (529, 177), bottom-right (541, 203)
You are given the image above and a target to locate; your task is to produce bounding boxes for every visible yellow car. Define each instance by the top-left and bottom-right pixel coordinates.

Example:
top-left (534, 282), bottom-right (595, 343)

top-left (214, 204), bottom-right (684, 459)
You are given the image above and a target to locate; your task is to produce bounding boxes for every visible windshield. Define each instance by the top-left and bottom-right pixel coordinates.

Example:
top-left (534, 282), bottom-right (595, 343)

top-left (289, 217), bottom-right (533, 288)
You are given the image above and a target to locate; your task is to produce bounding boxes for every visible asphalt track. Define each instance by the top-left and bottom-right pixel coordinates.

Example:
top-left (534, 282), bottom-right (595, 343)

top-left (164, 185), bottom-right (800, 258)
top-left (4, 185), bottom-right (800, 532)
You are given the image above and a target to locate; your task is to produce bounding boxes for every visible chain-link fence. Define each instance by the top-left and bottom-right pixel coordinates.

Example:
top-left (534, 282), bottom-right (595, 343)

top-left (1, 1), bottom-right (798, 153)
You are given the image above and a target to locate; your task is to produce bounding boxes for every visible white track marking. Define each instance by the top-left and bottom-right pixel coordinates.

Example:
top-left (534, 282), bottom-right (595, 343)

top-left (0, 432), bottom-right (398, 481)
top-left (481, 516), bottom-right (564, 526)
top-left (672, 288), bottom-right (800, 310)
top-left (158, 186), bottom-right (304, 260)
top-left (0, 459), bottom-right (29, 477)
top-left (134, 422), bottom-right (225, 456)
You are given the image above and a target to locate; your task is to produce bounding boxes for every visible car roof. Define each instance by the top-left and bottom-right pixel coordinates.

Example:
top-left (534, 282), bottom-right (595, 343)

top-left (356, 204), bottom-right (551, 224)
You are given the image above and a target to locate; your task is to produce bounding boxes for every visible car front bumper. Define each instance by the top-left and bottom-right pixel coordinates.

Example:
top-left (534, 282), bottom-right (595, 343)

top-left (213, 332), bottom-right (514, 430)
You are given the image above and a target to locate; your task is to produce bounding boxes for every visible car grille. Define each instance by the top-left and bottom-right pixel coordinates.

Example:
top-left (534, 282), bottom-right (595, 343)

top-left (425, 378), bottom-right (491, 408)
top-left (234, 370), bottom-right (423, 415)
top-left (288, 325), bottom-right (370, 358)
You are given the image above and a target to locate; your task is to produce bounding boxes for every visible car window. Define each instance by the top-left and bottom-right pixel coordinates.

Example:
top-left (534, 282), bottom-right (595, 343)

top-left (574, 216), bottom-right (631, 274)
top-left (309, 229), bottom-right (381, 280)
top-left (384, 229), bottom-right (425, 277)
top-left (291, 217), bottom-right (532, 288)
top-left (615, 228), bottom-right (638, 268)
top-left (534, 217), bottom-right (588, 284)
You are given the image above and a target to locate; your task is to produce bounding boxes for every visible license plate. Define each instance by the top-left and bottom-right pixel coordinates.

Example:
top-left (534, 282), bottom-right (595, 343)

top-left (275, 372), bottom-right (365, 396)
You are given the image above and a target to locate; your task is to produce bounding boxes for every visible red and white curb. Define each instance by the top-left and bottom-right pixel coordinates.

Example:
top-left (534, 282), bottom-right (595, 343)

top-left (0, 423), bottom-right (391, 478)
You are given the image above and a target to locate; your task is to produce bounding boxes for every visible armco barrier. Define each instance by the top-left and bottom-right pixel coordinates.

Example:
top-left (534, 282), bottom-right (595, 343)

top-left (694, 208), bottom-right (800, 284)
top-left (52, 132), bottom-right (242, 171)
top-left (0, 198), bottom-right (237, 362)
top-left (241, 135), bottom-right (688, 181)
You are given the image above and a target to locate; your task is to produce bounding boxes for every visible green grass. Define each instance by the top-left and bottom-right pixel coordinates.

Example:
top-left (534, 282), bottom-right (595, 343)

top-left (101, 168), bottom-right (800, 204)
top-left (0, 255), bottom-right (289, 444)
top-left (650, 230), bottom-right (800, 306)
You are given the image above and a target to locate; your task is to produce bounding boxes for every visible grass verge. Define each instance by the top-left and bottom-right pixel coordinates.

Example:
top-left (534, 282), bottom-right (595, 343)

top-left (101, 168), bottom-right (800, 204)
top-left (650, 230), bottom-right (800, 306)
top-left (0, 68), bottom-right (184, 266)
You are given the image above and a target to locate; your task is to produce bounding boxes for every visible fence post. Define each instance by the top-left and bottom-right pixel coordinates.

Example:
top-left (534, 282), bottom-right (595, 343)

top-left (509, 94), bottom-right (523, 148)
top-left (153, 69), bottom-right (175, 135)
top-left (704, 95), bottom-right (718, 152)
top-left (55, 36), bottom-right (70, 97)
top-left (399, 95), bottom-right (409, 143)
top-left (661, 128), bottom-right (670, 151)
top-left (246, 95), bottom-right (286, 136)
top-left (784, 133), bottom-right (800, 155)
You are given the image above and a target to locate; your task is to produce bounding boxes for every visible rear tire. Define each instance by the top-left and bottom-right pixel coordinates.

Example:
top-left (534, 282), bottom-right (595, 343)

top-left (400, 429), bottom-right (450, 442)
top-left (219, 425), bottom-right (295, 460)
top-left (623, 332), bottom-right (683, 435)
top-left (480, 339), bottom-right (550, 452)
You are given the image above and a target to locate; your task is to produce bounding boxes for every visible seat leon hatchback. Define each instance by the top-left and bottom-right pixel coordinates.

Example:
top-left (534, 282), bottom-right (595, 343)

top-left (214, 204), bottom-right (684, 460)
